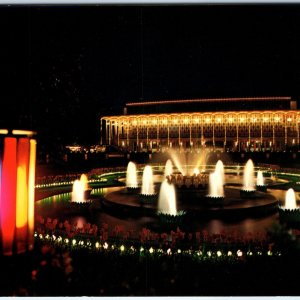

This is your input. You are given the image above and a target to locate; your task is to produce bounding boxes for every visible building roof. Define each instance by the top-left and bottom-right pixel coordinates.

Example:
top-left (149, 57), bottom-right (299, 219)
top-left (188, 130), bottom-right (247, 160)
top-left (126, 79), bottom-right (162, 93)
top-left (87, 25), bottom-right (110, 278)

top-left (124, 96), bottom-right (294, 115)
top-left (126, 96), bottom-right (292, 107)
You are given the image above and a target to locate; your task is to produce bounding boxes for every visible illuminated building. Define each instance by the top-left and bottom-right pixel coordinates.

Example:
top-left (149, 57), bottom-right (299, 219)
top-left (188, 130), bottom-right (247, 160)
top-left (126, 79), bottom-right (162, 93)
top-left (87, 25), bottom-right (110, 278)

top-left (100, 97), bottom-right (299, 152)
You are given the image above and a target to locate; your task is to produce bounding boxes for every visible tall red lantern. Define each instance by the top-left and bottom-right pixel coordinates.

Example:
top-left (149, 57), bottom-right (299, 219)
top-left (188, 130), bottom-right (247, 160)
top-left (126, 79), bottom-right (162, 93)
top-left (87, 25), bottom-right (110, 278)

top-left (0, 129), bottom-right (36, 255)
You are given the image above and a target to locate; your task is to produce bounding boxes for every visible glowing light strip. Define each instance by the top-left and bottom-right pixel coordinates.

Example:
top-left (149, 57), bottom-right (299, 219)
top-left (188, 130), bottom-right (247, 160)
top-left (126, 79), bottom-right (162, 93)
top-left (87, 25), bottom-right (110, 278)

top-left (16, 138), bottom-right (29, 228)
top-left (28, 139), bottom-right (36, 250)
top-left (102, 110), bottom-right (300, 124)
top-left (16, 138), bottom-right (30, 253)
top-left (12, 130), bottom-right (36, 137)
top-left (126, 97), bottom-right (292, 107)
top-left (1, 137), bottom-right (17, 255)
top-left (0, 129), bottom-right (8, 134)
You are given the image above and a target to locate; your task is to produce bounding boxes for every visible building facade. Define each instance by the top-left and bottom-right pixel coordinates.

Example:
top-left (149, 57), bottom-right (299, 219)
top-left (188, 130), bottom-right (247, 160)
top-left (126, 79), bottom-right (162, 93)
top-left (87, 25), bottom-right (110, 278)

top-left (101, 97), bottom-right (300, 152)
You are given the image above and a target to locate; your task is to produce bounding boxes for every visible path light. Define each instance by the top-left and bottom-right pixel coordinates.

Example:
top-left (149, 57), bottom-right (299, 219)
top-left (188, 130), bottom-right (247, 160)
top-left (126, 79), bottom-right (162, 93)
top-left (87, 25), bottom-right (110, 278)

top-left (0, 129), bottom-right (36, 255)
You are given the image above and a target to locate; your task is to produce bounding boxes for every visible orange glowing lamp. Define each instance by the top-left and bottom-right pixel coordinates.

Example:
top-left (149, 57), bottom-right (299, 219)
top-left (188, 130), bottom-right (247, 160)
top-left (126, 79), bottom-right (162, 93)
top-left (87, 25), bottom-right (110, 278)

top-left (0, 129), bottom-right (36, 255)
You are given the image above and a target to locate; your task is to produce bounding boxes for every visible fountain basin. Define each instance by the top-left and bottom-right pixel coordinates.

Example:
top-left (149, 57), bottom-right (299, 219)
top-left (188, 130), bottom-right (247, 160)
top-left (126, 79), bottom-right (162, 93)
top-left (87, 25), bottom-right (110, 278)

top-left (240, 189), bottom-right (256, 199)
top-left (205, 195), bottom-right (224, 207)
top-left (139, 193), bottom-right (158, 204)
top-left (103, 187), bottom-right (278, 219)
top-left (157, 210), bottom-right (186, 226)
top-left (126, 186), bottom-right (140, 194)
top-left (279, 207), bottom-right (300, 223)
top-left (256, 185), bottom-right (267, 192)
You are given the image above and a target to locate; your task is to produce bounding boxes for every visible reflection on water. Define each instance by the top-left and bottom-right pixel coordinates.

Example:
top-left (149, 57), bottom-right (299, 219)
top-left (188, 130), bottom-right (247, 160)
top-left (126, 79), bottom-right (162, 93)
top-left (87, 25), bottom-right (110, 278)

top-left (36, 192), bottom-right (71, 206)
top-left (91, 188), bottom-right (106, 196)
top-left (74, 217), bottom-right (86, 229)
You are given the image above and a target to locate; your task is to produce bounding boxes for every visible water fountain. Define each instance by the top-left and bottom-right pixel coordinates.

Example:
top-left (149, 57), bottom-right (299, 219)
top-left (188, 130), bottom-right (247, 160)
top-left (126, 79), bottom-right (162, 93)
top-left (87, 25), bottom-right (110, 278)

top-left (139, 165), bottom-right (157, 203)
top-left (279, 188), bottom-right (300, 223)
top-left (240, 159), bottom-right (256, 198)
top-left (284, 188), bottom-right (297, 210)
top-left (167, 148), bottom-right (207, 176)
top-left (80, 173), bottom-right (92, 198)
top-left (206, 161), bottom-right (225, 206)
top-left (126, 161), bottom-right (139, 193)
top-left (193, 168), bottom-right (200, 176)
top-left (157, 179), bottom-right (185, 226)
top-left (164, 159), bottom-right (173, 178)
top-left (256, 170), bottom-right (267, 192)
top-left (71, 174), bottom-right (92, 203)
top-left (80, 174), bottom-right (89, 191)
top-left (71, 179), bottom-right (85, 203)
top-left (158, 180), bottom-right (177, 215)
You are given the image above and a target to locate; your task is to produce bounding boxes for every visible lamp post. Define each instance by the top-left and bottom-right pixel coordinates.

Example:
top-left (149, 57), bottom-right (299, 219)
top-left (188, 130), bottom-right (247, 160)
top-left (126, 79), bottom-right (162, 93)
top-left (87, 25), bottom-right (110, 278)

top-left (0, 129), bottom-right (36, 255)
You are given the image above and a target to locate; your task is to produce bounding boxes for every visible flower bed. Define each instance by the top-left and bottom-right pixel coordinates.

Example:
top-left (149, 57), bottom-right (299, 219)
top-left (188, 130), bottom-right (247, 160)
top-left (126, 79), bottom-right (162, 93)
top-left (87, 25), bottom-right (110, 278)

top-left (35, 215), bottom-right (294, 260)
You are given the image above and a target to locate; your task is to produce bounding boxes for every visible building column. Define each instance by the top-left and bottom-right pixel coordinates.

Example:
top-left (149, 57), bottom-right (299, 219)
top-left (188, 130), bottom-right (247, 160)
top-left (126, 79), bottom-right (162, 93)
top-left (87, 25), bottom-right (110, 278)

top-left (248, 125), bottom-right (251, 149)
top-left (146, 127), bottom-right (149, 148)
top-left (201, 124), bottom-right (204, 146)
top-left (224, 125), bottom-right (227, 150)
top-left (236, 124), bottom-right (239, 150)
top-left (126, 125), bottom-right (129, 148)
top-left (117, 124), bottom-right (120, 146)
top-left (156, 123), bottom-right (159, 150)
top-left (297, 123), bottom-right (300, 149)
top-left (212, 124), bottom-right (215, 148)
top-left (100, 119), bottom-right (103, 145)
top-left (260, 123), bottom-right (263, 150)
top-left (285, 123), bottom-right (288, 147)
top-left (272, 125), bottom-right (275, 151)
top-left (136, 126), bottom-right (139, 150)
top-left (107, 122), bottom-right (111, 145)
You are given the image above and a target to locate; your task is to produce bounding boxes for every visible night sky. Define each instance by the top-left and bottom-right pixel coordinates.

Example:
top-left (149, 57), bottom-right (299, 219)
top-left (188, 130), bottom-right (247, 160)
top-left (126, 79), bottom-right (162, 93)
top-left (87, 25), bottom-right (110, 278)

top-left (0, 5), bottom-right (300, 151)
